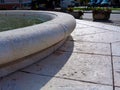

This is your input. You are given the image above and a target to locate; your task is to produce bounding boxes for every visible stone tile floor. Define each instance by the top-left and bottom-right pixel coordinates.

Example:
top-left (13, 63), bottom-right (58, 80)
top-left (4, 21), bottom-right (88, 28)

top-left (0, 19), bottom-right (120, 90)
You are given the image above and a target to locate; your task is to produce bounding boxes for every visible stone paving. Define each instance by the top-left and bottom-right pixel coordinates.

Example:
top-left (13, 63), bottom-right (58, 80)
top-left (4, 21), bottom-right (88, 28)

top-left (83, 13), bottom-right (120, 26)
top-left (0, 19), bottom-right (120, 90)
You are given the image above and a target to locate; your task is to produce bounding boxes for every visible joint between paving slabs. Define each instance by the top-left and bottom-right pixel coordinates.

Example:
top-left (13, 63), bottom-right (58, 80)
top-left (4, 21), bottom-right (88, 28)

top-left (110, 43), bottom-right (115, 90)
top-left (20, 70), bottom-right (112, 87)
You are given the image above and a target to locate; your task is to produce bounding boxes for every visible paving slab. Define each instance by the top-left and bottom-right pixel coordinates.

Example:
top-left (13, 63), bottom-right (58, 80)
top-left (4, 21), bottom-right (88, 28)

top-left (22, 51), bottom-right (112, 85)
top-left (75, 23), bottom-right (89, 29)
top-left (113, 56), bottom-right (120, 87)
top-left (82, 13), bottom-right (120, 26)
top-left (0, 72), bottom-right (113, 90)
top-left (1, 19), bottom-right (119, 90)
top-left (116, 87), bottom-right (120, 90)
top-left (112, 42), bottom-right (120, 56)
top-left (72, 27), bottom-right (108, 36)
top-left (70, 31), bottom-right (120, 43)
top-left (59, 40), bottom-right (111, 55)
top-left (76, 20), bottom-right (120, 32)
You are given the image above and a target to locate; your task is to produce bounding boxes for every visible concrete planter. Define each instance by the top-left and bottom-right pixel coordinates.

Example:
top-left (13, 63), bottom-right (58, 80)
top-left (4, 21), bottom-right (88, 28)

top-left (92, 10), bottom-right (111, 20)
top-left (0, 10), bottom-right (76, 77)
top-left (68, 11), bottom-right (83, 19)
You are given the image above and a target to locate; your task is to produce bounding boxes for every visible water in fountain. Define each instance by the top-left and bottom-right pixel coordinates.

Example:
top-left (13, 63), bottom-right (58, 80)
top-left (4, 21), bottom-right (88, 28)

top-left (0, 15), bottom-right (43, 32)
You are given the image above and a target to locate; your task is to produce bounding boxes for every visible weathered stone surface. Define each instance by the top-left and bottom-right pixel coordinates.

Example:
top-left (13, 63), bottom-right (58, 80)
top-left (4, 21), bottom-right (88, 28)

top-left (59, 41), bottom-right (111, 55)
top-left (1, 18), bottom-right (120, 90)
top-left (23, 51), bottom-right (112, 85)
top-left (0, 11), bottom-right (76, 77)
top-left (72, 27), bottom-right (107, 36)
top-left (70, 32), bottom-right (120, 43)
top-left (75, 24), bottom-right (89, 29)
top-left (0, 11), bottom-right (76, 65)
top-left (115, 87), bottom-right (120, 90)
top-left (0, 39), bottom-right (66, 77)
top-left (113, 56), bottom-right (120, 86)
top-left (112, 42), bottom-right (120, 56)
top-left (76, 20), bottom-right (120, 32)
top-left (0, 72), bottom-right (113, 90)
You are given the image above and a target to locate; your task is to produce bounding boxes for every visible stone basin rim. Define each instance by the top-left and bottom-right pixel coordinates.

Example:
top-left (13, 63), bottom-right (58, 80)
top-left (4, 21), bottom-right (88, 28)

top-left (0, 10), bottom-right (76, 66)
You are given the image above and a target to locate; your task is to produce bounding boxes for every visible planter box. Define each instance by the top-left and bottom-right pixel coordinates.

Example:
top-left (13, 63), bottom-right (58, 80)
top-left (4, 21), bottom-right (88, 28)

top-left (92, 10), bottom-right (111, 20)
top-left (68, 11), bottom-right (83, 19)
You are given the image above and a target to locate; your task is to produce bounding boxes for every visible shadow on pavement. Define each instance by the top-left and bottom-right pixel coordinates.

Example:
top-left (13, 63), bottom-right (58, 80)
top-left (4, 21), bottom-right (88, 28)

top-left (0, 36), bottom-right (74, 90)
top-left (93, 20), bottom-right (114, 23)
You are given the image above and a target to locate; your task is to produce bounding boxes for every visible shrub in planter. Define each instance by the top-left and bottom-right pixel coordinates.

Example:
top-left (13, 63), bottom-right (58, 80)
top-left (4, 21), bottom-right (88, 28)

top-left (92, 7), bottom-right (111, 20)
top-left (67, 7), bottom-right (84, 19)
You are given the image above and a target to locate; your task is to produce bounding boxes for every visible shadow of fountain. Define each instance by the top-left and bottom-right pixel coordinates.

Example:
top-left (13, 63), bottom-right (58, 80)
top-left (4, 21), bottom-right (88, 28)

top-left (93, 19), bottom-right (113, 23)
top-left (0, 36), bottom-right (74, 90)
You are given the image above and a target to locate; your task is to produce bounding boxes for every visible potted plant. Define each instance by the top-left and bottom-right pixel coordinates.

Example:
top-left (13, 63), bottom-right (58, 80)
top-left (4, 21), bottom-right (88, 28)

top-left (92, 7), bottom-right (111, 20)
top-left (67, 6), bottom-right (84, 19)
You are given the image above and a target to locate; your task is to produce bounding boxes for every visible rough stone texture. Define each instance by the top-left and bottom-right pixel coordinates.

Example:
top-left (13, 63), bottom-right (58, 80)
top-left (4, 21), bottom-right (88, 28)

top-left (0, 11), bottom-right (76, 77)
top-left (112, 42), bottom-right (120, 56)
top-left (83, 12), bottom-right (120, 26)
top-left (0, 11), bottom-right (76, 65)
top-left (113, 56), bottom-right (120, 87)
top-left (76, 20), bottom-right (120, 32)
top-left (1, 19), bottom-right (120, 90)
top-left (72, 27), bottom-right (108, 36)
top-left (0, 39), bottom-right (66, 77)
top-left (70, 32), bottom-right (120, 43)
top-left (59, 41), bottom-right (111, 55)
top-left (0, 72), bottom-right (113, 90)
top-left (23, 51), bottom-right (112, 85)
top-left (75, 24), bottom-right (89, 29)
top-left (115, 87), bottom-right (120, 90)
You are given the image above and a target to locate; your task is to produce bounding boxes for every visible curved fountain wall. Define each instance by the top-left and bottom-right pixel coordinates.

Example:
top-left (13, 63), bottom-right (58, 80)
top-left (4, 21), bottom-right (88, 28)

top-left (0, 10), bottom-right (76, 77)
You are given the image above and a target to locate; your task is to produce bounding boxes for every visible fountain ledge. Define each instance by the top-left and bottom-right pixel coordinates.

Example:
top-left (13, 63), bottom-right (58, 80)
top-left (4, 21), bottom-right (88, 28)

top-left (0, 10), bottom-right (76, 77)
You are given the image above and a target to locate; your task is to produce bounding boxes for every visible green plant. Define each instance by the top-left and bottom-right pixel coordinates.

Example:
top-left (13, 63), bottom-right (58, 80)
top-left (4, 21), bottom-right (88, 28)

top-left (92, 7), bottom-right (111, 15)
top-left (67, 7), bottom-right (74, 12)
top-left (92, 7), bottom-right (111, 20)
top-left (93, 7), bottom-right (111, 11)
top-left (73, 7), bottom-right (118, 11)
top-left (111, 8), bottom-right (120, 10)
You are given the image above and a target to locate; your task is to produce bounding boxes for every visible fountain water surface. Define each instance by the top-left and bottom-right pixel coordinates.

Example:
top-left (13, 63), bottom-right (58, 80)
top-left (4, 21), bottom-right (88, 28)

top-left (0, 15), bottom-right (43, 32)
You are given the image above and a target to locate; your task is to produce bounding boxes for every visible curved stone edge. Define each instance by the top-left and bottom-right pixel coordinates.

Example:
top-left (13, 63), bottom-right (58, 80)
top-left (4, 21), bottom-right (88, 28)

top-left (0, 38), bottom-right (66, 77)
top-left (0, 10), bottom-right (76, 65)
top-left (0, 11), bottom-right (76, 77)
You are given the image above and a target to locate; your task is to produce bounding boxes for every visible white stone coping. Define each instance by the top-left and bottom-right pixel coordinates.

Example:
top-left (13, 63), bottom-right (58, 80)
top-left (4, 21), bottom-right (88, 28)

top-left (0, 10), bottom-right (76, 65)
top-left (0, 39), bottom-right (66, 77)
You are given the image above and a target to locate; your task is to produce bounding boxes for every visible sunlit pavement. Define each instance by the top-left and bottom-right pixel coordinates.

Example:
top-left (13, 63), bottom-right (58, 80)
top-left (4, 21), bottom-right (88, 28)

top-left (0, 19), bottom-right (120, 90)
top-left (83, 12), bottom-right (120, 26)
